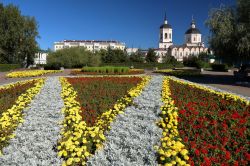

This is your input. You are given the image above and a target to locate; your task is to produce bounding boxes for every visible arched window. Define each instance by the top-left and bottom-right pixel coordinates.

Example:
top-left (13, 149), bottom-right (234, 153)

top-left (194, 37), bottom-right (196, 41)
top-left (165, 33), bottom-right (168, 39)
top-left (169, 33), bottom-right (171, 39)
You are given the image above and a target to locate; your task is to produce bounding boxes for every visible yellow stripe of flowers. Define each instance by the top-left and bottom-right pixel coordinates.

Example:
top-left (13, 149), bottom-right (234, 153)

top-left (7, 70), bottom-right (62, 78)
top-left (58, 76), bottom-right (151, 166)
top-left (0, 78), bottom-right (45, 155)
top-left (157, 76), bottom-right (190, 166)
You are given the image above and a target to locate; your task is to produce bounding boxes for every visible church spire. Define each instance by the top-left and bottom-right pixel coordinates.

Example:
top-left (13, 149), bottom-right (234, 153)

top-left (164, 12), bottom-right (168, 24)
top-left (191, 15), bottom-right (196, 28)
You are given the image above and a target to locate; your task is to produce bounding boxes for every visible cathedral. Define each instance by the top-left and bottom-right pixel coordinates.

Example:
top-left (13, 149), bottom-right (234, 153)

top-left (155, 15), bottom-right (208, 62)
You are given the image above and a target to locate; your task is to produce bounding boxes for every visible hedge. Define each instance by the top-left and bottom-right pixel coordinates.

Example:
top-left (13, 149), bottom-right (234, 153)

top-left (100, 63), bottom-right (183, 70)
top-left (0, 64), bottom-right (21, 72)
top-left (211, 64), bottom-right (229, 72)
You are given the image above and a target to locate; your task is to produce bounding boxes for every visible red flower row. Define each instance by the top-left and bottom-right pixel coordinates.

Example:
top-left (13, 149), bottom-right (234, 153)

top-left (169, 80), bottom-right (250, 166)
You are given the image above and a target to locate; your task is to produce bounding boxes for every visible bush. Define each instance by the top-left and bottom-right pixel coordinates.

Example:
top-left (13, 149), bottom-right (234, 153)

top-left (82, 66), bottom-right (130, 74)
top-left (0, 64), bottom-right (21, 72)
top-left (44, 63), bottom-right (61, 70)
top-left (100, 63), bottom-right (183, 70)
top-left (47, 47), bottom-right (101, 68)
top-left (211, 64), bottom-right (229, 71)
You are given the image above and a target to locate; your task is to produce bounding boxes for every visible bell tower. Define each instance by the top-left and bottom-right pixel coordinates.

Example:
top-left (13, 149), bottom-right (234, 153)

top-left (159, 13), bottom-right (173, 49)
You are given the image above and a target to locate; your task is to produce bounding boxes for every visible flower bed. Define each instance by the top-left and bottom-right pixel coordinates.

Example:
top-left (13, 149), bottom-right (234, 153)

top-left (0, 78), bottom-right (45, 154)
top-left (58, 76), bottom-right (150, 165)
top-left (157, 77), bottom-right (190, 166)
top-left (6, 70), bottom-right (62, 78)
top-left (158, 76), bottom-right (249, 165)
top-left (155, 69), bottom-right (201, 77)
top-left (71, 68), bottom-right (144, 75)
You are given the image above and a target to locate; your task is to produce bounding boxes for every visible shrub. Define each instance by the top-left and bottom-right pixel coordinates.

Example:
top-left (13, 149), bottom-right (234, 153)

top-left (101, 63), bottom-right (183, 69)
top-left (44, 63), bottom-right (61, 70)
top-left (0, 64), bottom-right (21, 72)
top-left (46, 47), bottom-right (101, 68)
top-left (211, 64), bottom-right (228, 71)
top-left (82, 66), bottom-right (130, 74)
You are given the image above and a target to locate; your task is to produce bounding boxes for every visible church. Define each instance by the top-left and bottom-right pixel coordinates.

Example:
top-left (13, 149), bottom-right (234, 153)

top-left (155, 15), bottom-right (208, 62)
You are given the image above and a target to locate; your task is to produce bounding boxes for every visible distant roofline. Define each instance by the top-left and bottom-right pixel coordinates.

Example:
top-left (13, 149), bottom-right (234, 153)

top-left (54, 40), bottom-right (125, 44)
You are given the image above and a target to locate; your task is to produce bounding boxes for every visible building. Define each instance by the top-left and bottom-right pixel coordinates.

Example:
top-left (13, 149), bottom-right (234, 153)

top-left (154, 15), bottom-right (208, 62)
top-left (126, 48), bottom-right (139, 55)
top-left (54, 40), bottom-right (126, 52)
top-left (34, 51), bottom-right (48, 65)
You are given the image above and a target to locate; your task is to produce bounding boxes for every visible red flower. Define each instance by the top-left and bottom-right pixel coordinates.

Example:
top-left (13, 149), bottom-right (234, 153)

top-left (233, 161), bottom-right (239, 166)
top-left (202, 157), bottom-right (211, 166)
top-left (179, 109), bottom-right (186, 115)
top-left (232, 112), bottom-right (241, 119)
top-left (245, 153), bottom-right (250, 161)
top-left (225, 151), bottom-right (231, 160)
top-left (201, 148), bottom-right (208, 154)
top-left (195, 149), bottom-right (200, 156)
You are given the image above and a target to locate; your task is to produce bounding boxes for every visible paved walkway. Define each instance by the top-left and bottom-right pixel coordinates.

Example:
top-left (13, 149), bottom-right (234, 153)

top-left (87, 76), bottom-right (163, 166)
top-left (0, 77), bottom-right (64, 166)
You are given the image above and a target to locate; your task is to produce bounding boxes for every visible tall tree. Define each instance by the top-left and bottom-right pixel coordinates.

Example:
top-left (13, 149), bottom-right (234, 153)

top-left (236, 0), bottom-right (250, 60)
top-left (206, 6), bottom-right (237, 63)
top-left (0, 3), bottom-right (39, 66)
top-left (145, 48), bottom-right (158, 63)
top-left (129, 49), bottom-right (144, 63)
top-left (206, 1), bottom-right (250, 64)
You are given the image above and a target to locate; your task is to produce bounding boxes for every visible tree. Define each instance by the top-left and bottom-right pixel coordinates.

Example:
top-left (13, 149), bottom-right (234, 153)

top-left (206, 0), bottom-right (250, 64)
top-left (236, 0), bottom-right (250, 60)
top-left (98, 47), bottom-right (128, 63)
top-left (129, 49), bottom-right (144, 63)
top-left (163, 54), bottom-right (177, 64)
top-left (47, 47), bottom-right (101, 68)
top-left (0, 3), bottom-right (39, 66)
top-left (145, 48), bottom-right (157, 63)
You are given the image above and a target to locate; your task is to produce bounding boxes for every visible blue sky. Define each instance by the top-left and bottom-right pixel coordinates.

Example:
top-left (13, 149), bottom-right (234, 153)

top-left (1, 0), bottom-right (236, 50)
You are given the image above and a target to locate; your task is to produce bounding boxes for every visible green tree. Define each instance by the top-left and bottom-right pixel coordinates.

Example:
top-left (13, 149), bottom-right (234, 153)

top-left (145, 48), bottom-right (157, 63)
top-left (236, 0), bottom-right (250, 60)
top-left (47, 47), bottom-right (101, 68)
top-left (206, 5), bottom-right (237, 63)
top-left (206, 0), bottom-right (250, 64)
top-left (0, 3), bottom-right (39, 66)
top-left (99, 47), bottom-right (128, 63)
top-left (129, 49), bottom-right (144, 63)
top-left (163, 54), bottom-right (177, 64)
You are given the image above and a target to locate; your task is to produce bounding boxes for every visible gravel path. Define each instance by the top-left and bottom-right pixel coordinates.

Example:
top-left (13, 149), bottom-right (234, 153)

top-left (87, 76), bottom-right (163, 166)
top-left (0, 77), bottom-right (64, 166)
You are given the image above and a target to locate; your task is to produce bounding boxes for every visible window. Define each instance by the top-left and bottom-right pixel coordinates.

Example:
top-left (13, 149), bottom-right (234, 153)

top-left (160, 33), bottom-right (163, 40)
top-left (194, 37), bottom-right (196, 41)
top-left (169, 33), bottom-right (171, 39)
top-left (180, 52), bottom-right (182, 56)
top-left (165, 33), bottom-right (168, 39)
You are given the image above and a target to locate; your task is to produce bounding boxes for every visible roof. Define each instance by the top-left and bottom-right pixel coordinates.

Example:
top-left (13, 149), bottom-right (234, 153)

top-left (185, 28), bottom-right (201, 34)
top-left (160, 24), bottom-right (172, 29)
top-left (169, 44), bottom-right (206, 49)
top-left (62, 40), bottom-right (122, 44)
